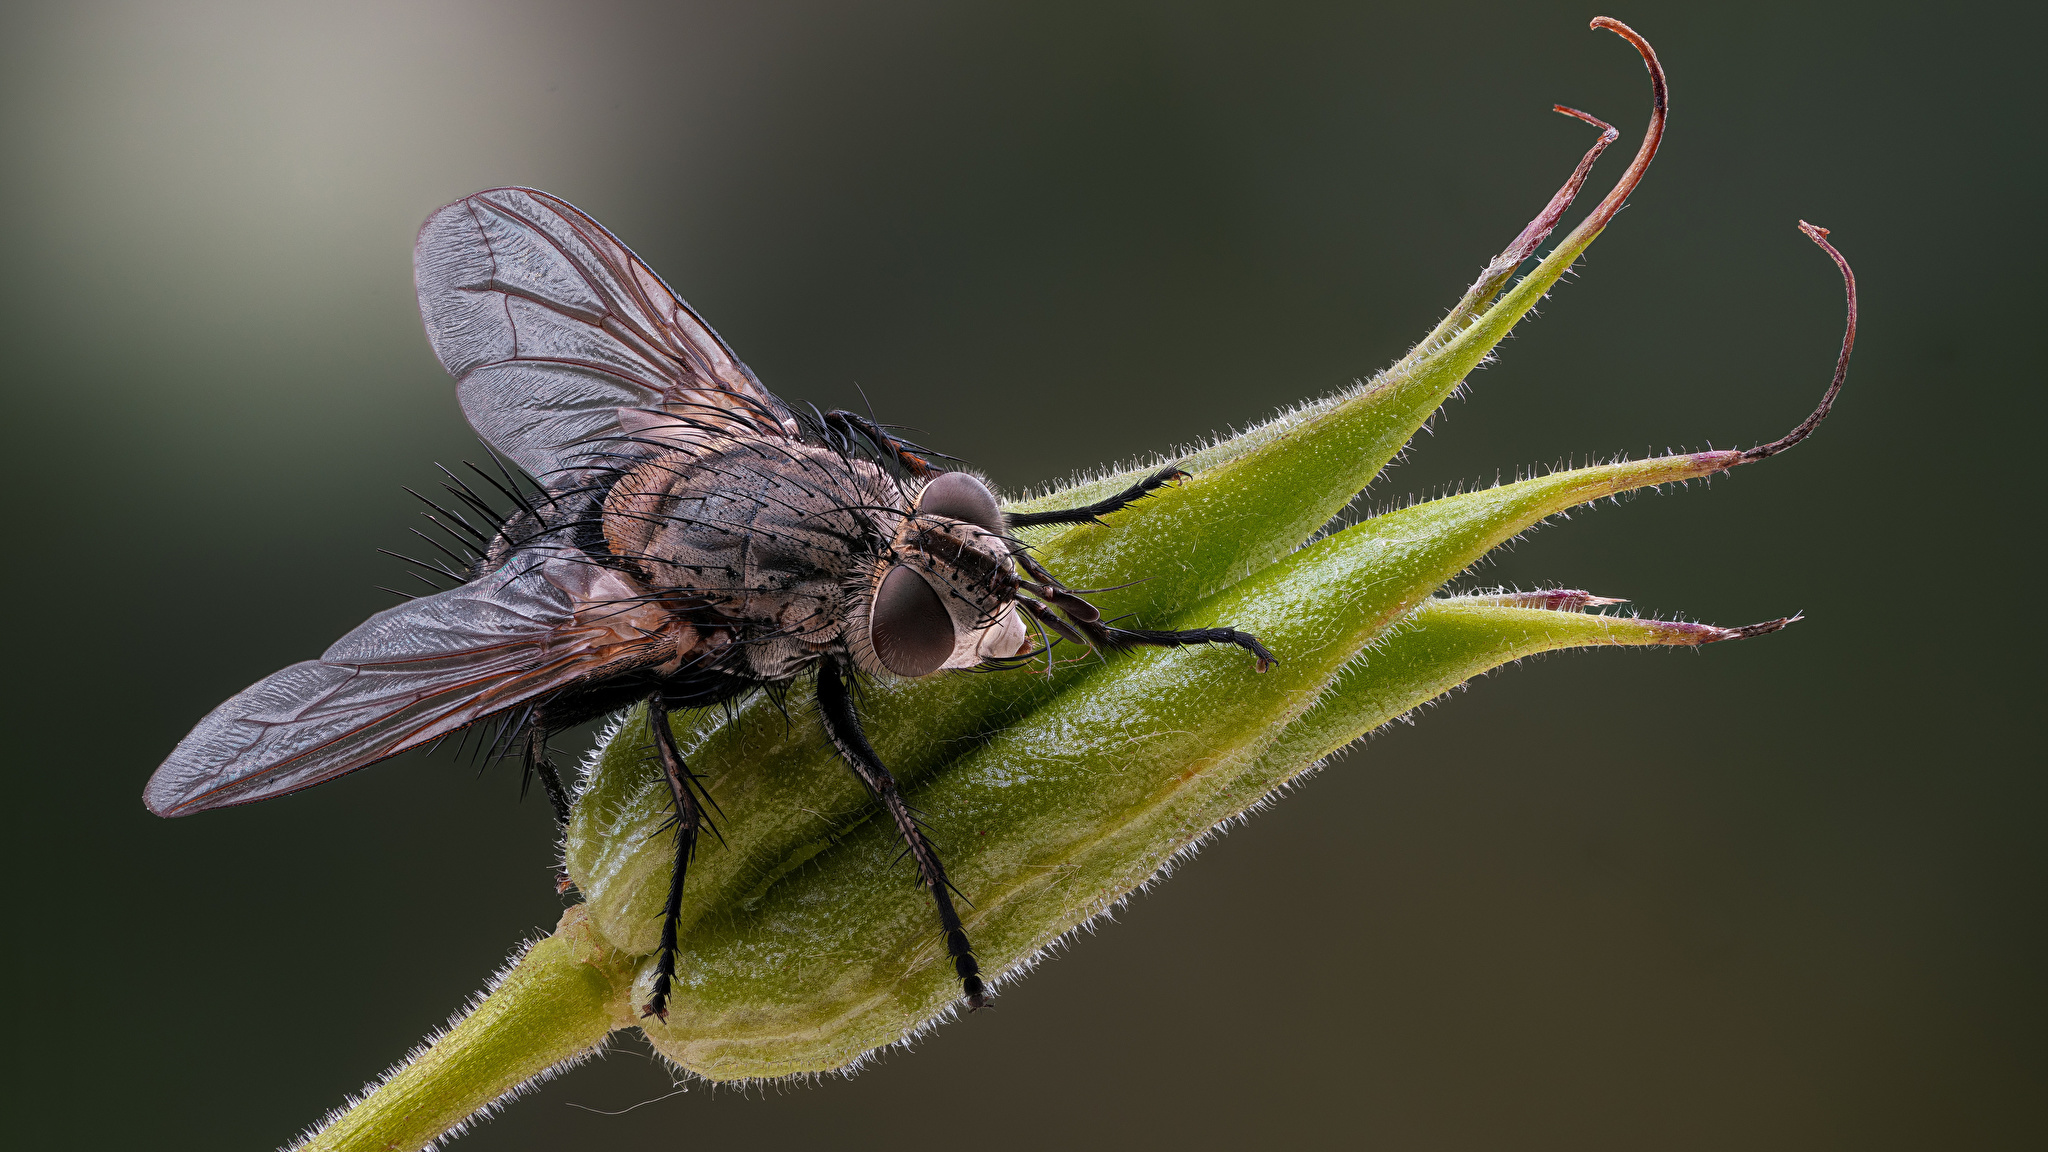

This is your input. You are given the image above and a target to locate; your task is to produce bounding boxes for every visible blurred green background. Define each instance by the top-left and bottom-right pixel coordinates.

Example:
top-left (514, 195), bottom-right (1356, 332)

top-left (4, 1), bottom-right (2040, 1148)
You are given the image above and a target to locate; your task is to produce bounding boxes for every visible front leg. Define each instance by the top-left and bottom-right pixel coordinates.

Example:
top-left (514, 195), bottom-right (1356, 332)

top-left (814, 665), bottom-right (988, 1010)
top-left (1093, 624), bottom-right (1278, 671)
top-left (1005, 465), bottom-right (1188, 528)
top-left (1013, 551), bottom-right (1277, 672)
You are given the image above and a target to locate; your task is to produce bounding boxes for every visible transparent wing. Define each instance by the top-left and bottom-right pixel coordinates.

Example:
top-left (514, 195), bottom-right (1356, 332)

top-left (144, 549), bottom-right (651, 816)
top-left (414, 187), bottom-right (796, 481)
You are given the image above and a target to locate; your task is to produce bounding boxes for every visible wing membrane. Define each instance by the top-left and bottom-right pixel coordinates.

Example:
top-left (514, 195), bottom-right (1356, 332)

top-left (414, 187), bottom-right (794, 480)
top-left (144, 549), bottom-right (659, 816)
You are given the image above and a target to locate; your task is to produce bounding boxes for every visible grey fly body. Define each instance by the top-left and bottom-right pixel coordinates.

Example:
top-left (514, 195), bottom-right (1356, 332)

top-left (145, 188), bottom-right (1274, 1019)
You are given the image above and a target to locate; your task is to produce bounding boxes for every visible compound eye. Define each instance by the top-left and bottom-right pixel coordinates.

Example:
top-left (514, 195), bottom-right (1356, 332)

top-left (870, 565), bottom-right (957, 677)
top-left (917, 472), bottom-right (1005, 535)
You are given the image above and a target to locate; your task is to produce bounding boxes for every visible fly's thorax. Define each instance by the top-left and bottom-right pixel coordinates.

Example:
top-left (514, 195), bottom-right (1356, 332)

top-left (598, 436), bottom-right (901, 673)
top-left (847, 473), bottom-right (1029, 678)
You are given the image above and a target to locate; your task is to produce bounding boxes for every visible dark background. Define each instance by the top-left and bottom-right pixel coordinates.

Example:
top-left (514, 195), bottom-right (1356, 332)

top-left (4, 2), bottom-right (2040, 1148)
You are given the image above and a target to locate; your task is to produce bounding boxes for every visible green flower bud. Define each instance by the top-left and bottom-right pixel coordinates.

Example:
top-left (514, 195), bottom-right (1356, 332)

top-left (296, 19), bottom-right (1857, 1147)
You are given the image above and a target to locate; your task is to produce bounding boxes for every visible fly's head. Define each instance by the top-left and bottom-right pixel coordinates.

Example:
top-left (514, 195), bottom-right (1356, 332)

top-left (846, 472), bottom-right (1029, 678)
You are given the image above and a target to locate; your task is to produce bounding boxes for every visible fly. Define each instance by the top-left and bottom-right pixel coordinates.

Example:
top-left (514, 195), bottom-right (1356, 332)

top-left (144, 188), bottom-right (1274, 1020)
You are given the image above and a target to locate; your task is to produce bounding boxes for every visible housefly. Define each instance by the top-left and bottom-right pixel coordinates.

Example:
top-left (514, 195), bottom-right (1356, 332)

top-left (144, 188), bottom-right (1274, 1019)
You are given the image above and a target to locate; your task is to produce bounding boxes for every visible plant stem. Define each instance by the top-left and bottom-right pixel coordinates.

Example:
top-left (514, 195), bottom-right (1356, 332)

top-left (295, 907), bottom-right (632, 1152)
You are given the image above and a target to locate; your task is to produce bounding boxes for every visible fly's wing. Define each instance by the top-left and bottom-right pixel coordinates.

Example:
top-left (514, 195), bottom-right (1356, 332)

top-left (144, 548), bottom-right (658, 816)
top-left (414, 186), bottom-right (797, 481)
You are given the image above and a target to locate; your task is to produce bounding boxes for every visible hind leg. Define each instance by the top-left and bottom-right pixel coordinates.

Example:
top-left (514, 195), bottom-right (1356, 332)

top-left (522, 729), bottom-right (578, 893)
top-left (639, 696), bottom-right (709, 1022)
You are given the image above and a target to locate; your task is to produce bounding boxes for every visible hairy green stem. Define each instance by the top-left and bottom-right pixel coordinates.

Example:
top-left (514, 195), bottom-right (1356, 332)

top-left (294, 908), bottom-right (634, 1152)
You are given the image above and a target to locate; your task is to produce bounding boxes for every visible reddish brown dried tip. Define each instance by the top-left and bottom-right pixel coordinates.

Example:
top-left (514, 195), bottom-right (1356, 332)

top-left (1568, 18), bottom-right (1668, 241)
top-left (1496, 107), bottom-right (1622, 267)
top-left (1441, 35), bottom-right (1654, 322)
top-left (1741, 224), bottom-right (1857, 461)
top-left (1553, 105), bottom-right (1622, 141)
top-left (1648, 613), bottom-right (1800, 645)
top-left (1712, 614), bottom-right (1803, 642)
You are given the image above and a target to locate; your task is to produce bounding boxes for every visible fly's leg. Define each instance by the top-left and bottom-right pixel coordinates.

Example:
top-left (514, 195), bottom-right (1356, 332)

top-left (815, 665), bottom-right (988, 1010)
top-left (1090, 625), bottom-right (1277, 670)
top-left (1014, 550), bottom-right (1277, 672)
top-left (523, 729), bottom-right (573, 827)
top-left (1005, 466), bottom-right (1188, 528)
top-left (641, 696), bottom-right (707, 1022)
top-left (523, 729), bottom-right (578, 894)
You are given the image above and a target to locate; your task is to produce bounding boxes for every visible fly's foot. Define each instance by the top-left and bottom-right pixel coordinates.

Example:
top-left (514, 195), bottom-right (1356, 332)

top-left (641, 972), bottom-right (674, 1022)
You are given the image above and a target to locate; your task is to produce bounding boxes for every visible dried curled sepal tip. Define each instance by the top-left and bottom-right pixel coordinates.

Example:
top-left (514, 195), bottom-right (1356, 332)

top-left (1575, 18), bottom-right (1667, 240)
top-left (1741, 223), bottom-right (1857, 461)
top-left (1498, 107), bottom-right (1619, 268)
top-left (1437, 105), bottom-right (1619, 335)
top-left (1719, 612), bottom-right (1803, 641)
top-left (1675, 223), bottom-right (1855, 479)
top-left (1409, 22), bottom-right (1658, 363)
